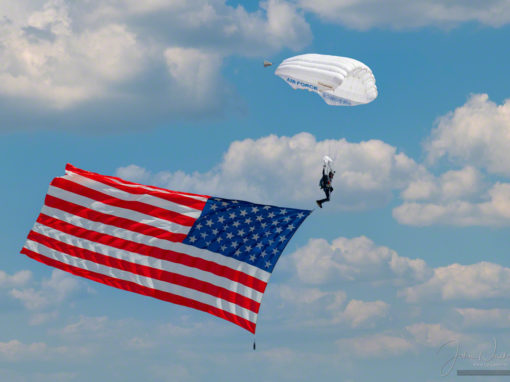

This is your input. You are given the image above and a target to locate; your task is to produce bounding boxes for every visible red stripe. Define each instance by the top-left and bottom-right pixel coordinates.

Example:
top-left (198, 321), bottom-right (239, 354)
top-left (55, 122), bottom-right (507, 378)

top-left (21, 247), bottom-right (255, 333)
top-left (65, 164), bottom-right (208, 210)
top-left (27, 230), bottom-right (260, 313)
top-left (37, 213), bottom-right (268, 293)
top-left (51, 178), bottom-right (196, 227)
top-left (44, 195), bottom-right (187, 242)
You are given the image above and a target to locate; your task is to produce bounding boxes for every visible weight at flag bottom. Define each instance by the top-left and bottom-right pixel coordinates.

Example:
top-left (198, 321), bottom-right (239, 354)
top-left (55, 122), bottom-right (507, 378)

top-left (21, 164), bottom-right (311, 333)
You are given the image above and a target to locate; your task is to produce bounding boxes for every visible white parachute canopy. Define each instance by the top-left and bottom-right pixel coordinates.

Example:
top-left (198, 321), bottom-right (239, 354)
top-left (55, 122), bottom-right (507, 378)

top-left (275, 54), bottom-right (377, 106)
top-left (323, 155), bottom-right (334, 172)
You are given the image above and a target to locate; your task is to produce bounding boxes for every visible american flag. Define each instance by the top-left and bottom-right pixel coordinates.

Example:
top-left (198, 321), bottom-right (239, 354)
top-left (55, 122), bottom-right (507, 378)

top-left (21, 164), bottom-right (311, 333)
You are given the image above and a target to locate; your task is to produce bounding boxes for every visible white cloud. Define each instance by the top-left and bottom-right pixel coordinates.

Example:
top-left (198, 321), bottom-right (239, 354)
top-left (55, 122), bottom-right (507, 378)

top-left (297, 0), bottom-right (510, 30)
top-left (406, 323), bottom-right (464, 347)
top-left (394, 95), bottom-right (510, 227)
top-left (0, 0), bottom-right (311, 126)
top-left (400, 262), bottom-right (510, 303)
top-left (336, 333), bottom-right (413, 358)
top-left (426, 94), bottom-right (510, 176)
top-left (394, 182), bottom-right (510, 226)
top-left (117, 132), bottom-right (423, 209)
top-left (0, 270), bottom-right (32, 288)
top-left (0, 339), bottom-right (89, 362)
top-left (9, 269), bottom-right (84, 314)
top-left (456, 308), bottom-right (510, 328)
top-left (337, 299), bottom-right (389, 327)
top-left (289, 235), bottom-right (430, 285)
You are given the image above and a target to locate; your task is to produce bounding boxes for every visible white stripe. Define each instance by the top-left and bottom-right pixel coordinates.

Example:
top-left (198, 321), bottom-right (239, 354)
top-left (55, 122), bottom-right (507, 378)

top-left (65, 170), bottom-right (209, 202)
top-left (32, 222), bottom-right (264, 303)
top-left (41, 205), bottom-right (272, 283)
top-left (64, 173), bottom-right (203, 219)
top-left (24, 239), bottom-right (257, 324)
top-left (47, 185), bottom-right (192, 235)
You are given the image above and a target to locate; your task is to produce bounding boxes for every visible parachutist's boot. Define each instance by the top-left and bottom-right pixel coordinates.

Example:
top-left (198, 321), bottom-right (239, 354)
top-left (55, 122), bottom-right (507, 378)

top-left (316, 200), bottom-right (322, 208)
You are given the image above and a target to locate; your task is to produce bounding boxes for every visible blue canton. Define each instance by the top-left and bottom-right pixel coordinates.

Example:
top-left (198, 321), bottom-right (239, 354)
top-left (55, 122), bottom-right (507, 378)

top-left (182, 197), bottom-right (311, 272)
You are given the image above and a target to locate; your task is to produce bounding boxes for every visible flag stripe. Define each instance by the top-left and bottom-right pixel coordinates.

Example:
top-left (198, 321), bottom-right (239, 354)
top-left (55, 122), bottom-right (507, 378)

top-left (27, 228), bottom-right (261, 312)
top-left (66, 164), bottom-right (209, 206)
top-left (42, 202), bottom-right (271, 283)
top-left (64, 173), bottom-right (203, 219)
top-left (36, 212), bottom-right (268, 294)
top-left (21, 247), bottom-right (256, 333)
top-left (22, 239), bottom-right (258, 323)
top-left (44, 194), bottom-right (187, 242)
top-left (51, 177), bottom-right (196, 227)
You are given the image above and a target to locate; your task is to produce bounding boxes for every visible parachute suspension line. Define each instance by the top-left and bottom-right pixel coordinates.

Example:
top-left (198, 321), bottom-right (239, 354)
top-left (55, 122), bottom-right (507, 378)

top-left (253, 335), bottom-right (256, 351)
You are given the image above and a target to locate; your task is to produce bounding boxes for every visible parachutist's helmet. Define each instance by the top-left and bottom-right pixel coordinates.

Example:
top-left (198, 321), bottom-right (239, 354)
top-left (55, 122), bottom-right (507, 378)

top-left (329, 171), bottom-right (334, 178)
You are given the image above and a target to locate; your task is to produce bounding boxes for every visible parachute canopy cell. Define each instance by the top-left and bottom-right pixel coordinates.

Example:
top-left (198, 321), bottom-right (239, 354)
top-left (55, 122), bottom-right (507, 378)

top-left (275, 54), bottom-right (378, 106)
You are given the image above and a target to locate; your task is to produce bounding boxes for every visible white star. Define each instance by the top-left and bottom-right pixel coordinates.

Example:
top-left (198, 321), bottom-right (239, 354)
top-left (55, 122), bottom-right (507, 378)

top-left (218, 216), bottom-right (225, 224)
top-left (232, 221), bottom-right (240, 228)
top-left (234, 249), bottom-right (242, 257)
top-left (229, 212), bottom-right (236, 219)
top-left (200, 232), bottom-right (207, 239)
top-left (251, 206), bottom-right (259, 213)
top-left (245, 245), bottom-right (252, 252)
top-left (212, 228), bottom-right (219, 235)
top-left (222, 201), bottom-right (229, 206)
top-left (272, 248), bottom-right (278, 255)
top-left (265, 261), bottom-right (271, 268)
top-left (283, 216), bottom-right (291, 222)
top-left (261, 222), bottom-right (267, 228)
top-left (279, 236), bottom-right (287, 242)
top-left (256, 242), bottom-right (263, 249)
top-left (237, 229), bottom-right (245, 236)
top-left (263, 205), bottom-right (271, 210)
top-left (256, 215), bottom-right (263, 222)
top-left (196, 223), bottom-right (203, 230)
top-left (249, 226), bottom-right (255, 232)
top-left (261, 251), bottom-right (267, 257)
top-left (288, 224), bottom-right (295, 231)
top-left (240, 210), bottom-right (247, 216)
top-left (221, 245), bottom-right (227, 251)
top-left (249, 254), bottom-right (256, 262)
top-left (231, 241), bottom-right (239, 248)
top-left (206, 219), bottom-right (213, 227)
top-left (243, 237), bottom-right (248, 243)
top-left (189, 236), bottom-right (197, 243)
top-left (264, 231), bottom-right (271, 237)
top-left (275, 227), bottom-right (283, 233)
top-left (268, 212), bottom-right (275, 218)
top-left (245, 217), bottom-right (252, 224)
top-left (280, 209), bottom-right (287, 214)
top-left (211, 204), bottom-right (218, 210)
top-left (216, 236), bottom-right (223, 243)
top-left (297, 212), bottom-right (305, 218)
top-left (253, 233), bottom-right (260, 240)
top-left (226, 232), bottom-right (234, 239)
top-left (272, 220), bottom-right (279, 226)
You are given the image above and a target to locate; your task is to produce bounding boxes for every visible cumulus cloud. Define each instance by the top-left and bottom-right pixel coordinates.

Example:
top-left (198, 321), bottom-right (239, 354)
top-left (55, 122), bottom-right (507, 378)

top-left (394, 94), bottom-right (510, 227)
top-left (289, 235), bottom-right (430, 285)
top-left (8, 269), bottom-right (87, 324)
top-left (296, 0), bottom-right (510, 30)
top-left (336, 333), bottom-right (413, 358)
top-left (0, 0), bottom-right (311, 129)
top-left (0, 270), bottom-right (32, 288)
top-left (336, 299), bottom-right (389, 328)
top-left (400, 262), bottom-right (510, 303)
top-left (0, 339), bottom-right (89, 362)
top-left (456, 308), bottom-right (510, 328)
top-left (117, 132), bottom-right (424, 209)
top-left (426, 94), bottom-right (510, 176)
top-left (405, 323), bottom-right (464, 347)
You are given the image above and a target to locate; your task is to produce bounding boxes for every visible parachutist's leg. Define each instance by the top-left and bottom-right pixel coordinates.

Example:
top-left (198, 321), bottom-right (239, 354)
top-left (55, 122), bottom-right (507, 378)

top-left (316, 188), bottom-right (330, 207)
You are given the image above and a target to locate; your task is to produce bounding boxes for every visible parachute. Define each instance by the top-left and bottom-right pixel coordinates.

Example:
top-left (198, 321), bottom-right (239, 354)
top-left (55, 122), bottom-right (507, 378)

top-left (323, 155), bottom-right (334, 173)
top-left (274, 54), bottom-right (377, 106)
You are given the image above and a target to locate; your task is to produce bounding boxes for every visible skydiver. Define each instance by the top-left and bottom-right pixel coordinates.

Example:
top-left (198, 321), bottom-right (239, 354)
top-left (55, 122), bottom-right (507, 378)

top-left (316, 165), bottom-right (334, 208)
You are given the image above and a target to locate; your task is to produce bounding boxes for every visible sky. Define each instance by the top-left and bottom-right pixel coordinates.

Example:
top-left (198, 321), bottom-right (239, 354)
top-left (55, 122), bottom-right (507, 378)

top-left (2, 0), bottom-right (510, 381)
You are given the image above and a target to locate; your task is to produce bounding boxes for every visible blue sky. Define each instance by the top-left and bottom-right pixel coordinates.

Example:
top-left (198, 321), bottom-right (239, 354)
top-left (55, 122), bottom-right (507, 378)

top-left (2, 1), bottom-right (510, 381)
